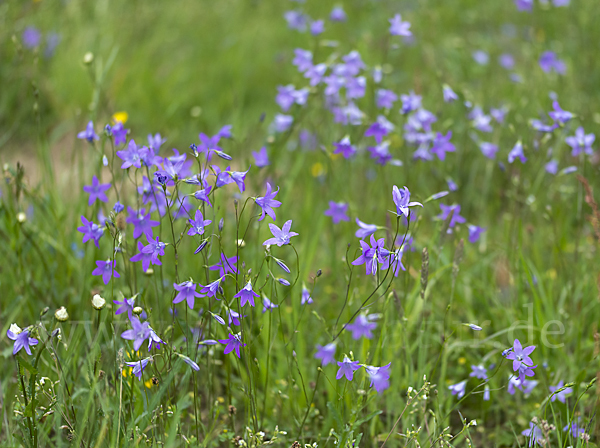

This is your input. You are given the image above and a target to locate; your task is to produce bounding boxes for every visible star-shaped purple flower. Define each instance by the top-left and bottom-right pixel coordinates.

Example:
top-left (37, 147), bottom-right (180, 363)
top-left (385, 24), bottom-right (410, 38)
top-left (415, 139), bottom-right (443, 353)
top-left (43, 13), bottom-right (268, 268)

top-left (77, 216), bottom-right (104, 247)
top-left (121, 316), bottom-right (151, 351)
top-left (255, 182), bottom-right (282, 221)
top-left (352, 235), bottom-right (388, 276)
top-left (566, 127), bottom-right (595, 156)
top-left (83, 175), bottom-right (111, 206)
top-left (252, 146), bottom-right (270, 167)
top-left (187, 210), bottom-right (212, 237)
top-left (504, 339), bottom-right (535, 372)
top-left (346, 314), bottom-right (377, 339)
top-left (263, 220), bottom-right (298, 247)
top-left (355, 218), bottom-right (377, 239)
top-left (77, 121), bottom-right (99, 143)
top-left (365, 363), bottom-right (391, 393)
top-left (125, 357), bottom-right (152, 381)
top-left (392, 186), bottom-right (423, 218)
top-left (315, 343), bottom-right (336, 365)
top-left (389, 14), bottom-right (411, 36)
top-left (324, 201), bottom-right (350, 224)
top-left (209, 253), bottom-right (238, 277)
top-left (508, 141), bottom-right (527, 164)
top-left (92, 259), bottom-right (120, 285)
top-left (234, 281), bottom-right (260, 307)
top-left (7, 328), bottom-right (38, 355)
top-left (173, 280), bottom-right (203, 310)
top-left (336, 356), bottom-right (361, 381)
top-left (219, 333), bottom-right (245, 358)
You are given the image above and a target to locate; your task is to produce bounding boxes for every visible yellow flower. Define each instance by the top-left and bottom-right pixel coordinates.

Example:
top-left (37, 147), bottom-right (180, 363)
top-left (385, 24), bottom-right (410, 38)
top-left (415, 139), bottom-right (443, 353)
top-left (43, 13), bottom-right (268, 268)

top-left (311, 162), bottom-right (325, 177)
top-left (112, 111), bottom-right (128, 124)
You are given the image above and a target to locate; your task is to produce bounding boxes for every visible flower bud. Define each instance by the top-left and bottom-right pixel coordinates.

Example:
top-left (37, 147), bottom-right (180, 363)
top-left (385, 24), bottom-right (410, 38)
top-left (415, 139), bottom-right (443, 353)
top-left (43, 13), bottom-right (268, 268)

top-left (133, 307), bottom-right (143, 316)
top-left (9, 323), bottom-right (22, 335)
top-left (17, 212), bottom-right (26, 223)
top-left (92, 294), bottom-right (106, 310)
top-left (55, 307), bottom-right (69, 322)
top-left (83, 52), bottom-right (94, 65)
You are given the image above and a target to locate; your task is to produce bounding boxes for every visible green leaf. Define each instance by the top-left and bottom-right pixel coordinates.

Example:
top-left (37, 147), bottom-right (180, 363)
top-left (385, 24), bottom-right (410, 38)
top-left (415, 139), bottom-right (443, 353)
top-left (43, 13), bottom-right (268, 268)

top-left (354, 410), bottom-right (382, 427)
top-left (327, 401), bottom-right (343, 430)
top-left (19, 358), bottom-right (38, 375)
top-left (23, 398), bottom-right (38, 418)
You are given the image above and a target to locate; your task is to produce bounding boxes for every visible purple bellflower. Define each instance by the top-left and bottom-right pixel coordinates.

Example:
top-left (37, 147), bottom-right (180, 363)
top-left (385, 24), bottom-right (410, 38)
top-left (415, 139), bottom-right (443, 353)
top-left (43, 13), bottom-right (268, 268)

top-left (83, 175), bottom-right (111, 206)
top-left (209, 253), bottom-right (238, 277)
top-left (7, 327), bottom-right (38, 355)
top-left (219, 333), bottom-right (245, 358)
top-left (126, 207), bottom-right (160, 239)
top-left (549, 380), bottom-right (573, 403)
top-left (92, 259), bottom-right (120, 285)
top-left (448, 380), bottom-right (467, 398)
top-left (565, 127), bottom-right (595, 156)
top-left (263, 220), bottom-right (299, 247)
top-left (125, 357), bottom-right (152, 381)
top-left (113, 296), bottom-right (136, 319)
top-left (77, 216), bottom-right (104, 247)
top-left (467, 225), bottom-right (486, 243)
top-left (255, 182), bottom-right (282, 221)
top-left (252, 147), bottom-right (270, 167)
top-left (392, 185), bottom-right (423, 219)
top-left (333, 136), bottom-right (357, 158)
top-left (389, 14), bottom-right (411, 36)
top-left (173, 281), bottom-right (203, 310)
top-left (346, 314), bottom-right (377, 339)
top-left (77, 121), bottom-right (99, 143)
top-left (187, 210), bottom-right (212, 236)
top-left (504, 339), bottom-right (535, 372)
top-left (352, 235), bottom-right (388, 276)
top-left (315, 343), bottom-right (336, 365)
top-left (366, 363), bottom-right (391, 393)
top-left (121, 316), bottom-right (151, 351)
top-left (234, 281), bottom-right (260, 307)
top-left (336, 356), bottom-right (361, 381)
top-left (355, 218), bottom-right (378, 239)
top-left (324, 201), bottom-right (350, 224)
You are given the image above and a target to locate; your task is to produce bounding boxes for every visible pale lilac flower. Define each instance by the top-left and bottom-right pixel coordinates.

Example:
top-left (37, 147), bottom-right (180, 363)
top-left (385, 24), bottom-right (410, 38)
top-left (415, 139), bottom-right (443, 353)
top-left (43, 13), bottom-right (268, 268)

top-left (346, 315), bottom-right (377, 340)
top-left (273, 114), bottom-right (294, 132)
top-left (437, 204), bottom-right (466, 228)
top-left (352, 235), bottom-right (387, 276)
top-left (22, 27), bottom-right (42, 48)
top-left (179, 354), bottom-right (200, 371)
top-left (364, 116), bottom-right (394, 143)
top-left (430, 131), bottom-right (456, 161)
top-left (324, 201), bottom-right (350, 224)
top-left (514, 0), bottom-right (533, 11)
top-left (563, 421), bottom-right (584, 438)
top-left (263, 220), bottom-right (299, 247)
top-left (467, 225), bottom-right (486, 243)
top-left (376, 89), bottom-right (398, 109)
top-left (545, 160), bottom-right (559, 175)
top-left (83, 175), bottom-right (111, 206)
top-left (301, 285), bottom-right (313, 305)
top-left (336, 356), bottom-right (361, 381)
top-left (479, 142), bottom-right (499, 159)
top-left (392, 185), bottom-right (423, 218)
top-left (400, 91), bottom-right (421, 114)
top-left (255, 182), bottom-right (282, 221)
top-left (77, 121), bottom-right (99, 143)
top-left (310, 20), bottom-right (325, 36)
top-left (193, 186), bottom-right (213, 208)
top-left (304, 63), bottom-right (327, 86)
top-left (218, 333), bottom-right (245, 358)
top-left (365, 363), bottom-right (391, 393)
top-left (284, 10), bottom-right (308, 32)
top-left (330, 6), bottom-right (346, 22)
top-left (565, 127), bottom-right (595, 156)
top-left (252, 146), bottom-right (270, 167)
top-left (470, 365), bottom-right (487, 380)
top-left (92, 259), bottom-right (120, 285)
top-left (117, 140), bottom-right (143, 169)
top-left (148, 327), bottom-right (165, 350)
top-left (448, 380), bottom-right (467, 398)
top-left (125, 357), bottom-right (152, 381)
top-left (522, 422), bottom-right (543, 447)
top-left (187, 210), bottom-right (212, 236)
top-left (234, 281), bottom-right (260, 307)
top-left (7, 328), bottom-right (38, 355)
top-left (333, 136), bottom-right (357, 158)
top-left (355, 218), bottom-right (377, 239)
top-left (389, 14), bottom-right (411, 36)
top-left (508, 141), bottom-right (527, 164)
top-left (262, 296), bottom-right (278, 313)
top-left (173, 281), bottom-right (203, 309)
top-left (113, 296), bottom-right (136, 319)
top-left (548, 101), bottom-right (573, 124)
top-left (499, 53), bottom-right (515, 70)
top-left (147, 133), bottom-right (166, 153)
top-left (121, 316), bottom-right (151, 351)
top-left (472, 50), bottom-right (489, 65)
top-left (442, 85), bottom-right (458, 102)
top-left (199, 277), bottom-right (223, 299)
top-left (539, 51), bottom-right (566, 75)
top-left (315, 343), bottom-right (336, 365)
top-left (293, 49), bottom-right (313, 72)
top-left (77, 216), bottom-right (104, 247)
top-left (504, 339), bottom-right (535, 372)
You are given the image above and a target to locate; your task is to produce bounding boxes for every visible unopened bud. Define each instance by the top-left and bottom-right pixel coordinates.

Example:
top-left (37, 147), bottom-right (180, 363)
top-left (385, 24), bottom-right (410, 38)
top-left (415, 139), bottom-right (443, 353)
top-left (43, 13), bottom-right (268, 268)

top-left (55, 307), bottom-right (69, 322)
top-left (83, 52), bottom-right (94, 65)
top-left (133, 307), bottom-right (143, 316)
top-left (17, 212), bottom-right (26, 223)
top-left (92, 294), bottom-right (106, 310)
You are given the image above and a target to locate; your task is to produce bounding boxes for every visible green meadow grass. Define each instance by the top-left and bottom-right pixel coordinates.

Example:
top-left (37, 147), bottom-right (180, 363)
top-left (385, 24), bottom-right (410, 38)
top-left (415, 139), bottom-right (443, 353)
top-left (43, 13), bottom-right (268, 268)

top-left (1, 0), bottom-right (600, 446)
